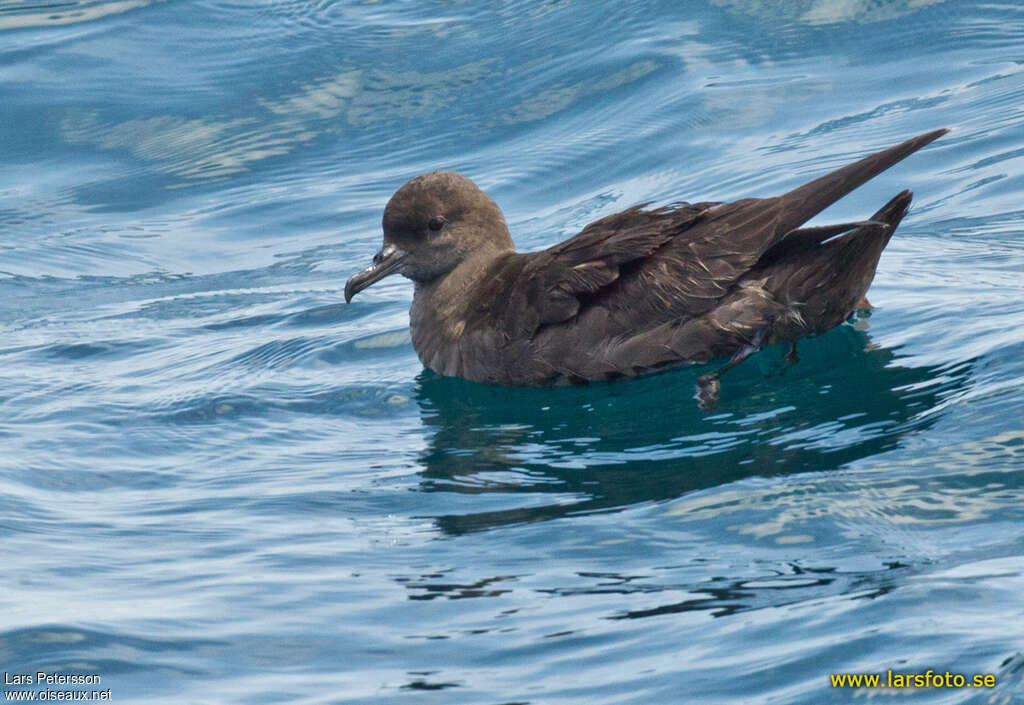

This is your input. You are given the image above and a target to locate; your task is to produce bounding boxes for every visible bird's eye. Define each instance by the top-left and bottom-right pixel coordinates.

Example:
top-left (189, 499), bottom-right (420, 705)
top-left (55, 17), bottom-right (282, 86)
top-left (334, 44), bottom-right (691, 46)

top-left (427, 216), bottom-right (448, 232)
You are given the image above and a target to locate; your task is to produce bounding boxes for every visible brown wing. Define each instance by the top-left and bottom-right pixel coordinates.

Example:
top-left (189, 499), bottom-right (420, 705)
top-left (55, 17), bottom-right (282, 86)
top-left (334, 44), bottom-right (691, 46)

top-left (489, 202), bottom-right (714, 340)
top-left (596, 128), bottom-right (950, 328)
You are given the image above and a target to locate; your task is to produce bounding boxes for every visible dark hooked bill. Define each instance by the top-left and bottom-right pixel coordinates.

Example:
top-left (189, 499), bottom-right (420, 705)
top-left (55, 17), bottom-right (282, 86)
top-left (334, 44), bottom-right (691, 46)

top-left (345, 243), bottom-right (407, 302)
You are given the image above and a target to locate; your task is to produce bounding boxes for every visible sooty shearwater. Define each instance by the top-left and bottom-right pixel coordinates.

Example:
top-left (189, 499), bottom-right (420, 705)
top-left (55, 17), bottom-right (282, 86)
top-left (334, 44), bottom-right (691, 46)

top-left (345, 129), bottom-right (948, 406)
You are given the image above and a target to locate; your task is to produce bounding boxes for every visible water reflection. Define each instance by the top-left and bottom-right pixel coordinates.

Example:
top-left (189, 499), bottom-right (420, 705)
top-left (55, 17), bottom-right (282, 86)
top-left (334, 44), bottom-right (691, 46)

top-left (414, 322), bottom-right (970, 534)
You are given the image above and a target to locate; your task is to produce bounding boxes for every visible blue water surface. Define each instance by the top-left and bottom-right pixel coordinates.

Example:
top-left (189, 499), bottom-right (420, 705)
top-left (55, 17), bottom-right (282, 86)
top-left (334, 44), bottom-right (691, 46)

top-left (2, 0), bottom-right (1024, 703)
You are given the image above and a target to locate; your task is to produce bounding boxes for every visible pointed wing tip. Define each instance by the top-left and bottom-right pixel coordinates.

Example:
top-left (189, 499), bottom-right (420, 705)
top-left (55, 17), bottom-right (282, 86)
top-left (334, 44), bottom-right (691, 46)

top-left (916, 127), bottom-right (951, 146)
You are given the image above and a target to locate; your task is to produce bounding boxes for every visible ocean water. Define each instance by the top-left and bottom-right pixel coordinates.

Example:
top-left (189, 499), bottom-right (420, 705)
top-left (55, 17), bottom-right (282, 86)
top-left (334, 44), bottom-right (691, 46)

top-left (2, 0), bottom-right (1024, 702)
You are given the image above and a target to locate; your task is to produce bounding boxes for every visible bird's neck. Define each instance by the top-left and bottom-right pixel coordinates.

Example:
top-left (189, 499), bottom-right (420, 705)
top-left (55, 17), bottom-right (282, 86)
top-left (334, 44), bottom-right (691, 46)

top-left (409, 249), bottom-right (514, 365)
top-left (413, 249), bottom-right (510, 318)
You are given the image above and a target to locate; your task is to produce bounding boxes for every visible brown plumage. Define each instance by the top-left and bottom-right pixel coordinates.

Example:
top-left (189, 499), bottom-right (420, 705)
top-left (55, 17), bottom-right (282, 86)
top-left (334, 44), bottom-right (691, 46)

top-left (345, 129), bottom-right (947, 404)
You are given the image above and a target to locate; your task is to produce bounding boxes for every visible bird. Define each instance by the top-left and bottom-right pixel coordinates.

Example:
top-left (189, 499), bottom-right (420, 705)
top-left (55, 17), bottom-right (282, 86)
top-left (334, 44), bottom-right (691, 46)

top-left (345, 128), bottom-right (948, 406)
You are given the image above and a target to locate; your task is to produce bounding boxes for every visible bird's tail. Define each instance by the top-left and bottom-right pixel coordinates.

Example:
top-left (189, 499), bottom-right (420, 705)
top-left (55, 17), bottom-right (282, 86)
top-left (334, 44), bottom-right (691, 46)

top-left (753, 188), bottom-right (915, 339)
top-left (837, 189), bottom-right (914, 278)
top-left (868, 188), bottom-right (913, 234)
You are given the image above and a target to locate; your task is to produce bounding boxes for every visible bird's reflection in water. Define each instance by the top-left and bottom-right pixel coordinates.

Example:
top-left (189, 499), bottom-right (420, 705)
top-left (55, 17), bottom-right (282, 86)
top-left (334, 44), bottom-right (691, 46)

top-left (413, 321), bottom-right (971, 536)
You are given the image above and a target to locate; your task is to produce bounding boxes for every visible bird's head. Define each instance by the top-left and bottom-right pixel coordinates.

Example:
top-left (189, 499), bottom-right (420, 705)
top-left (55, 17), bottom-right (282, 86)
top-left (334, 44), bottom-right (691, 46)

top-left (345, 170), bottom-right (513, 302)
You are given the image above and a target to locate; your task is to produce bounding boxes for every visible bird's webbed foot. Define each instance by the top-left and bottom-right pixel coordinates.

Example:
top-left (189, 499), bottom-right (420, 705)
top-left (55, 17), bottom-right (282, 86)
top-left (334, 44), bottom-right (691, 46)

top-left (777, 341), bottom-right (799, 376)
top-left (694, 328), bottom-right (768, 410)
